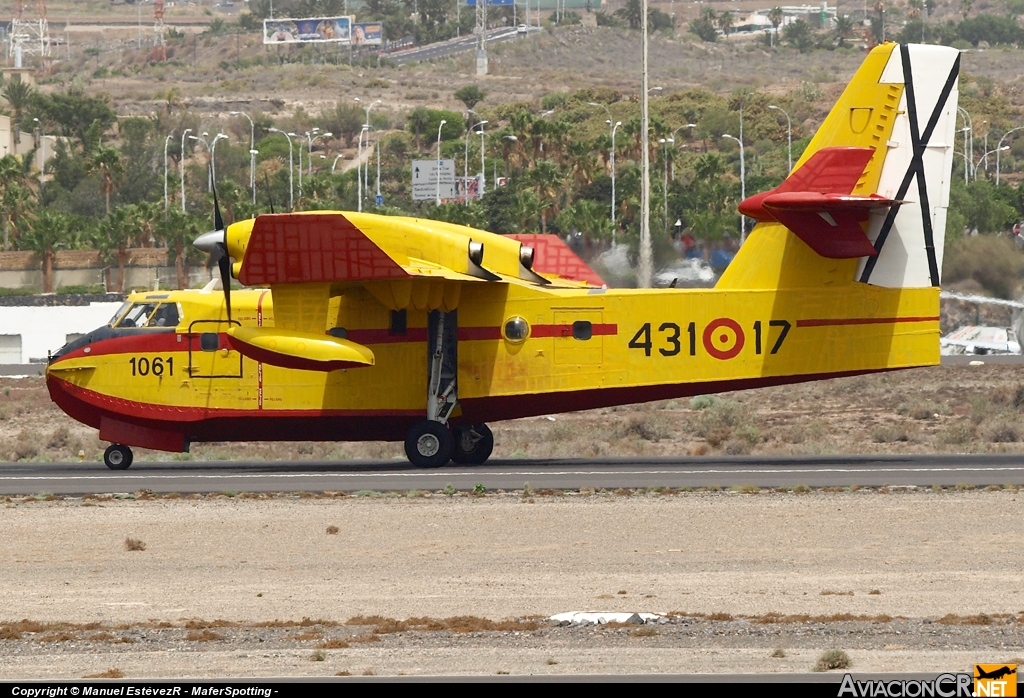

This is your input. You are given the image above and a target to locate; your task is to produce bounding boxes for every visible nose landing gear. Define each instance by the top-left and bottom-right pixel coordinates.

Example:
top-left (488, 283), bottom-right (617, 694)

top-left (103, 444), bottom-right (134, 470)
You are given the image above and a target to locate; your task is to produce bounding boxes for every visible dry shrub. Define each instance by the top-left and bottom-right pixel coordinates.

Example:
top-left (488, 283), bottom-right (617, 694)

top-left (326, 525), bottom-right (339, 535)
top-left (981, 419), bottom-right (1020, 443)
top-left (83, 669), bottom-right (124, 679)
top-left (938, 422), bottom-right (975, 445)
top-left (771, 648), bottom-right (786, 658)
top-left (896, 401), bottom-right (948, 420)
top-left (936, 613), bottom-right (992, 625)
top-left (124, 538), bottom-right (146, 551)
top-left (318, 638), bottom-right (350, 649)
top-left (871, 426), bottom-right (908, 443)
top-left (185, 619), bottom-right (237, 629)
top-left (692, 400), bottom-right (757, 447)
top-left (813, 649), bottom-right (852, 672)
top-left (724, 439), bottom-right (750, 455)
top-left (185, 630), bottom-right (224, 642)
top-left (292, 629), bottom-right (323, 640)
top-left (12, 431), bottom-right (38, 461)
top-left (37, 632), bottom-right (75, 643)
top-left (820, 590), bottom-right (854, 596)
top-left (616, 414), bottom-right (669, 442)
top-left (630, 626), bottom-right (659, 637)
top-left (707, 612), bottom-right (734, 621)
top-left (349, 615), bottom-right (539, 634)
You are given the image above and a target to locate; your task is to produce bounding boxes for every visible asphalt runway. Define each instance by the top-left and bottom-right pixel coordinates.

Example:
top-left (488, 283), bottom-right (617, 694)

top-left (2, 453), bottom-right (1024, 495)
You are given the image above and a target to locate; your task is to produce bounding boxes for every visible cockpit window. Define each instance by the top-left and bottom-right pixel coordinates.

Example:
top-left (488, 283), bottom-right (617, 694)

top-left (114, 303), bottom-right (180, 329)
top-left (108, 301), bottom-right (132, 326)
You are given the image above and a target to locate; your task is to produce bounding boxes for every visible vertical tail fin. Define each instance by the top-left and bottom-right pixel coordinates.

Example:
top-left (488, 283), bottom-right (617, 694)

top-left (719, 43), bottom-right (960, 292)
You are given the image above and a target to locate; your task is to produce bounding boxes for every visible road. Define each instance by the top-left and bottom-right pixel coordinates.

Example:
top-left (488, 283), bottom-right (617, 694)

top-left (390, 26), bottom-right (528, 65)
top-left (3, 453), bottom-right (1024, 495)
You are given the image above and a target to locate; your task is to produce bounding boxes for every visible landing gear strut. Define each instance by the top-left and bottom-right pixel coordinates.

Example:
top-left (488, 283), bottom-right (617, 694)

top-left (104, 444), bottom-right (133, 471)
top-left (405, 309), bottom-right (461, 468)
top-left (452, 424), bottom-right (493, 465)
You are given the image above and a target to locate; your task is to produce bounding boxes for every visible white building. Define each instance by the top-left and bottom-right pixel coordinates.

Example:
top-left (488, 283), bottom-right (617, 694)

top-left (0, 300), bottom-right (123, 365)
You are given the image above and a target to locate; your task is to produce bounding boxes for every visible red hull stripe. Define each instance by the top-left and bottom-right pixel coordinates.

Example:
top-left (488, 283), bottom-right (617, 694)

top-left (797, 316), bottom-right (939, 328)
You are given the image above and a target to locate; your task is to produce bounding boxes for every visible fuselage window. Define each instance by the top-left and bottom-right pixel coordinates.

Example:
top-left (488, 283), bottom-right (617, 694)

top-left (572, 321), bottom-right (593, 340)
top-left (108, 301), bottom-right (132, 326)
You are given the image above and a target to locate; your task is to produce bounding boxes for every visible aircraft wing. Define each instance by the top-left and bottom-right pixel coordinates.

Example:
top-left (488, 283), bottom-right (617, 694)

top-left (222, 212), bottom-right (576, 371)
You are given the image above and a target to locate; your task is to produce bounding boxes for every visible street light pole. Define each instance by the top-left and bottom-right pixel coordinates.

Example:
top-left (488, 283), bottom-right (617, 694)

top-left (659, 137), bottom-right (674, 235)
top-left (356, 126), bottom-right (368, 212)
top-left (32, 118), bottom-right (43, 196)
top-left (974, 146), bottom-right (1009, 181)
top-left (476, 120), bottom-right (488, 196)
top-left (588, 102), bottom-right (622, 231)
top-left (180, 128), bottom-right (192, 213)
top-left (996, 126), bottom-right (1023, 186)
top-left (210, 133), bottom-right (228, 190)
top-left (267, 128), bottom-right (293, 210)
top-left (639, 0), bottom-right (652, 288)
top-left (164, 132), bottom-right (174, 213)
top-left (723, 133), bottom-right (746, 242)
top-left (769, 104), bottom-right (792, 173)
top-left (230, 110), bottom-right (256, 204)
top-left (436, 119), bottom-right (447, 206)
top-left (307, 130), bottom-right (332, 176)
top-left (332, 154), bottom-right (344, 173)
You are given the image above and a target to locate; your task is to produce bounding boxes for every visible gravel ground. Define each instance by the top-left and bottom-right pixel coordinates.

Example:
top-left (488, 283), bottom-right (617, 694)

top-left (1, 490), bottom-right (1022, 677)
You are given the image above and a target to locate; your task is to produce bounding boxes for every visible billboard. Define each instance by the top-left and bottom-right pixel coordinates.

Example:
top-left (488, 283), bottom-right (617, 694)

top-left (263, 17), bottom-right (352, 44)
top-left (353, 22), bottom-right (383, 45)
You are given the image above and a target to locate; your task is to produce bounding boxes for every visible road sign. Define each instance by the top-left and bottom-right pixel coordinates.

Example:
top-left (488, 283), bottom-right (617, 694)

top-left (412, 159), bottom-right (456, 201)
top-left (376, 194), bottom-right (384, 206)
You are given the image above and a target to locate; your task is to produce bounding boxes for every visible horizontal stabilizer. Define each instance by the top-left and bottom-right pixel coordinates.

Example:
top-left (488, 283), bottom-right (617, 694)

top-left (226, 326), bottom-right (375, 372)
top-left (738, 147), bottom-right (897, 259)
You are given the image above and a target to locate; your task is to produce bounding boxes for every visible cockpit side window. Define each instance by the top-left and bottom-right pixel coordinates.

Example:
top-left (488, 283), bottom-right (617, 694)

top-left (147, 303), bottom-right (180, 328)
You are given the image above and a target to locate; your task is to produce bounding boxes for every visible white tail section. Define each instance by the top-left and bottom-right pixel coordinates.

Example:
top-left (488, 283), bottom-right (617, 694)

top-left (856, 44), bottom-right (960, 289)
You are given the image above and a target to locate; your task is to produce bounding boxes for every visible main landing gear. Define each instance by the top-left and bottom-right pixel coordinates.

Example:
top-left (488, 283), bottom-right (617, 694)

top-left (104, 444), bottom-right (134, 470)
top-left (402, 309), bottom-right (494, 468)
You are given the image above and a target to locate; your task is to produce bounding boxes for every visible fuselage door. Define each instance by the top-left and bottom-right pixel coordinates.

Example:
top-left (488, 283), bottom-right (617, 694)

top-left (187, 319), bottom-right (243, 379)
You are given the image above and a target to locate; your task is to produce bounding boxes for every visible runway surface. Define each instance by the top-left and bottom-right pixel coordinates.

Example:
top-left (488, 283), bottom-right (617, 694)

top-left (2, 453), bottom-right (1023, 495)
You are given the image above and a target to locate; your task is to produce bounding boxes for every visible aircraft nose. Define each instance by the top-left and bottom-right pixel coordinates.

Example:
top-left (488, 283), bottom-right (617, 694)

top-left (194, 229), bottom-right (225, 254)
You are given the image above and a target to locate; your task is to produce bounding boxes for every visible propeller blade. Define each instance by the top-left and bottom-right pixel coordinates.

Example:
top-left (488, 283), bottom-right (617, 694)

top-left (263, 171), bottom-right (275, 214)
top-left (217, 244), bottom-right (232, 323)
top-left (212, 167), bottom-right (225, 232)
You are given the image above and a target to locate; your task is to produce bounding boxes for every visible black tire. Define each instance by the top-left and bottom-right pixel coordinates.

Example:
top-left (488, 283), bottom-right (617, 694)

top-left (104, 444), bottom-right (133, 471)
top-left (404, 420), bottom-right (454, 468)
top-left (452, 424), bottom-right (494, 465)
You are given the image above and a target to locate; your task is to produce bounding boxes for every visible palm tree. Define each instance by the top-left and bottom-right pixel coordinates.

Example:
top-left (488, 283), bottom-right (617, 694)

top-left (615, 0), bottom-right (643, 29)
top-left (91, 146), bottom-right (123, 215)
top-left (407, 107), bottom-right (431, 151)
top-left (834, 14), bottom-right (855, 47)
top-left (98, 204), bottom-right (139, 292)
top-left (767, 6), bottom-right (784, 46)
top-left (159, 208), bottom-right (202, 289)
top-left (20, 210), bottom-right (70, 293)
top-left (2, 80), bottom-right (35, 143)
top-left (526, 160), bottom-right (564, 234)
top-left (718, 11), bottom-right (734, 37)
top-left (0, 154), bottom-right (31, 251)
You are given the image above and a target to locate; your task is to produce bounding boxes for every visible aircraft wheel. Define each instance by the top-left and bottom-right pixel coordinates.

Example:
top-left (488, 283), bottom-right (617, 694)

top-left (404, 421), bottom-right (454, 468)
top-left (104, 444), bottom-right (133, 471)
top-left (452, 424), bottom-right (494, 465)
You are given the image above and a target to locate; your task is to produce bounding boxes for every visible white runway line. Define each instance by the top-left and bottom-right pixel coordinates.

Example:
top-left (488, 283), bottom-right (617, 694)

top-left (2, 465), bottom-right (1024, 482)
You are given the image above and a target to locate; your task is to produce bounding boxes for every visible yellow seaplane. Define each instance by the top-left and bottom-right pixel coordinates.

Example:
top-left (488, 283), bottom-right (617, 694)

top-left (47, 43), bottom-right (960, 469)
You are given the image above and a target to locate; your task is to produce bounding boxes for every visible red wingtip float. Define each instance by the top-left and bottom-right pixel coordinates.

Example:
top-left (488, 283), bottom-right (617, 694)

top-left (738, 147), bottom-right (900, 259)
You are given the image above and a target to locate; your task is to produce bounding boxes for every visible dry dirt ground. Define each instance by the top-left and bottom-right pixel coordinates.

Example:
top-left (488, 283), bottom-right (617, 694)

top-left (0, 491), bottom-right (1022, 678)
top-left (7, 363), bottom-right (1024, 463)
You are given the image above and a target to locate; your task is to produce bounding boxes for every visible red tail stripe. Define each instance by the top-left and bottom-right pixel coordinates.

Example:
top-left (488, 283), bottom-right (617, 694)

top-left (797, 316), bottom-right (939, 328)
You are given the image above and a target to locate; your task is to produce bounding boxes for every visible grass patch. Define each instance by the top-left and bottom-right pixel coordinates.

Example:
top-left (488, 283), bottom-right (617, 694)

top-left (83, 669), bottom-right (124, 679)
top-left (185, 629), bottom-right (224, 642)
